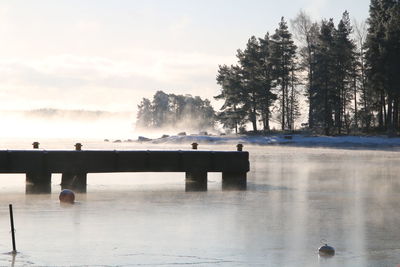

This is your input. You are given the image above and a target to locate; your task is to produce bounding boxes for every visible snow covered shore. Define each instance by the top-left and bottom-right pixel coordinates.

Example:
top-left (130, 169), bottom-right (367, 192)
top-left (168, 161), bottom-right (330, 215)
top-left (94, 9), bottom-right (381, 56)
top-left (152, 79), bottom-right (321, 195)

top-left (132, 134), bottom-right (400, 150)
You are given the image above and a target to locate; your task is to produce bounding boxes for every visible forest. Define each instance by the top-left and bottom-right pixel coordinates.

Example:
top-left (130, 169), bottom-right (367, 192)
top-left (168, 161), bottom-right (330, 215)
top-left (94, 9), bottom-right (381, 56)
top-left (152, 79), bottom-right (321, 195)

top-left (137, 0), bottom-right (400, 135)
top-left (136, 91), bottom-right (216, 131)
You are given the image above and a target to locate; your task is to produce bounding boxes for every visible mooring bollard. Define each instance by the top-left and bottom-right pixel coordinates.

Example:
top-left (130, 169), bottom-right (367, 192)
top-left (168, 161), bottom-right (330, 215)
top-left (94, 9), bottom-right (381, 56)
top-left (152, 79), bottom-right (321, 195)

top-left (191, 142), bottom-right (198, 150)
top-left (237, 143), bottom-right (243, 151)
top-left (32, 142), bottom-right (39, 149)
top-left (9, 204), bottom-right (17, 254)
top-left (75, 143), bottom-right (82, 151)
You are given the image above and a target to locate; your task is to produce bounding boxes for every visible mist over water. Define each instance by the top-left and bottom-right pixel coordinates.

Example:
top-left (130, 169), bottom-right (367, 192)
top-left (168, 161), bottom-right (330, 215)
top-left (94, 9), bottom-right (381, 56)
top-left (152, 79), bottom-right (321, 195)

top-left (0, 109), bottom-right (399, 266)
top-left (0, 142), bottom-right (400, 266)
top-left (0, 109), bottom-right (135, 139)
top-left (0, 109), bottom-right (221, 142)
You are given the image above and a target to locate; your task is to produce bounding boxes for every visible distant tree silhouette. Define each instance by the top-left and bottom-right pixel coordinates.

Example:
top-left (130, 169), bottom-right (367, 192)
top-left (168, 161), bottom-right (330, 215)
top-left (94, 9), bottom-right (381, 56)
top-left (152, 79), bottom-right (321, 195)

top-left (136, 91), bottom-right (216, 131)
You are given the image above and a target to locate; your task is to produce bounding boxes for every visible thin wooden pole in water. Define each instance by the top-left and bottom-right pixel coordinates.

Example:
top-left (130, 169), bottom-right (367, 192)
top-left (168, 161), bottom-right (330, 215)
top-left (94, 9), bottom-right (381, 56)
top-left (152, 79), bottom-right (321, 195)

top-left (9, 204), bottom-right (16, 253)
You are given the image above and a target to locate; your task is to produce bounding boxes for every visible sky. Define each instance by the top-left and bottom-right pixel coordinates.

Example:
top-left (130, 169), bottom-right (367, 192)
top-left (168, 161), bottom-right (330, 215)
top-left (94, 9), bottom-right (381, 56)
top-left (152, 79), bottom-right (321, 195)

top-left (0, 0), bottom-right (370, 113)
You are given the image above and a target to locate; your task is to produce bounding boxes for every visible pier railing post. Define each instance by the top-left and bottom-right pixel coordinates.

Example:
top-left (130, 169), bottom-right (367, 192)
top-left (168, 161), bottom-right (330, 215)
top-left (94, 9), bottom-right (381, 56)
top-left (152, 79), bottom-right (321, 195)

top-left (191, 143), bottom-right (198, 150)
top-left (32, 142), bottom-right (40, 149)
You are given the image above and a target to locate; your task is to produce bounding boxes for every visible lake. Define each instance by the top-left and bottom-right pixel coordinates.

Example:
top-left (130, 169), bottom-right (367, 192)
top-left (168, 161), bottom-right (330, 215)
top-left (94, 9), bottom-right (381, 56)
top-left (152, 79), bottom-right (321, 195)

top-left (0, 139), bottom-right (399, 266)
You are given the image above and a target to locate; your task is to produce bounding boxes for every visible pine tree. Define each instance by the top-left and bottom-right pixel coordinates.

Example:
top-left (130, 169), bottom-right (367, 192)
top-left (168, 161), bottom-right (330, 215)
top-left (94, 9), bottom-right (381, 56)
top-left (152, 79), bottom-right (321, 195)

top-left (215, 65), bottom-right (247, 133)
top-left (136, 91), bottom-right (216, 131)
top-left (136, 98), bottom-right (153, 128)
top-left (353, 19), bottom-right (372, 131)
top-left (313, 19), bottom-right (336, 135)
top-left (288, 62), bottom-right (302, 130)
top-left (183, 95), bottom-right (216, 130)
top-left (237, 36), bottom-right (264, 132)
top-left (169, 94), bottom-right (187, 125)
top-left (270, 17), bottom-right (297, 131)
top-left (364, 0), bottom-right (400, 132)
top-left (332, 11), bottom-right (357, 134)
top-left (383, 3), bottom-right (400, 131)
top-left (216, 35), bottom-right (276, 133)
top-left (291, 10), bottom-right (320, 128)
top-left (152, 91), bottom-right (170, 127)
top-left (258, 33), bottom-right (277, 132)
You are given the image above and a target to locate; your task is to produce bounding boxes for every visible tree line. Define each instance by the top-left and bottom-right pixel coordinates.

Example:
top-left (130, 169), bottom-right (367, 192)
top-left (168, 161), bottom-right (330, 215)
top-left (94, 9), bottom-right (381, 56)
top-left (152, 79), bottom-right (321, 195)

top-left (215, 0), bottom-right (400, 135)
top-left (136, 91), bottom-right (215, 131)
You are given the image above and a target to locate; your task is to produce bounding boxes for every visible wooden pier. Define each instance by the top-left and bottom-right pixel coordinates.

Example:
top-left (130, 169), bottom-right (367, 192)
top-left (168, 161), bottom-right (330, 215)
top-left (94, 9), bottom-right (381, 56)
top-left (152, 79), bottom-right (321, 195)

top-left (0, 149), bottom-right (249, 193)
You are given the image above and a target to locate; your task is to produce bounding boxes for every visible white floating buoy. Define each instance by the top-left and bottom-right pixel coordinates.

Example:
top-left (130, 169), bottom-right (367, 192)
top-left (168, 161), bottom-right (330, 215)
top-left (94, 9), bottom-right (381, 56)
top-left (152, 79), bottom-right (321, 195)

top-left (318, 243), bottom-right (335, 257)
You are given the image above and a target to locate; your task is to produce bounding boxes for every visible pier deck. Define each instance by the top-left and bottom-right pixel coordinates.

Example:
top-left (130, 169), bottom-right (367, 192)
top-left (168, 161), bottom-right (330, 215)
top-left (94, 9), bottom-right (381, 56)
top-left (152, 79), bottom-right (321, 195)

top-left (0, 150), bottom-right (249, 193)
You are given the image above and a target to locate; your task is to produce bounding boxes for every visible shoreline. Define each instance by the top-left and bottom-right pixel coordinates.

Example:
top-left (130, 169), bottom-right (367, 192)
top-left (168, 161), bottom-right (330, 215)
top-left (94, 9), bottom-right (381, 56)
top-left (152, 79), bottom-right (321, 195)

top-left (131, 134), bottom-right (400, 151)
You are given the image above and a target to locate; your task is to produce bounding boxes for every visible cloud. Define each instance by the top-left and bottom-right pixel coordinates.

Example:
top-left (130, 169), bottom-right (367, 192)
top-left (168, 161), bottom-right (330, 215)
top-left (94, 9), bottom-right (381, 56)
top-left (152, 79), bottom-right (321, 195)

top-left (0, 51), bottom-right (230, 111)
top-left (303, 0), bottom-right (328, 20)
top-left (167, 15), bottom-right (192, 36)
top-left (74, 19), bottom-right (102, 33)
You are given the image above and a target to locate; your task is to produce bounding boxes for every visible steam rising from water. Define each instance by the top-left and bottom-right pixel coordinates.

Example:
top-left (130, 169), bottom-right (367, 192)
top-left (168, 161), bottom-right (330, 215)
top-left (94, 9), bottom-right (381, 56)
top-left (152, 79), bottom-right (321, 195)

top-left (0, 109), bottom-right (134, 139)
top-left (1, 145), bottom-right (400, 266)
top-left (0, 108), bottom-right (222, 141)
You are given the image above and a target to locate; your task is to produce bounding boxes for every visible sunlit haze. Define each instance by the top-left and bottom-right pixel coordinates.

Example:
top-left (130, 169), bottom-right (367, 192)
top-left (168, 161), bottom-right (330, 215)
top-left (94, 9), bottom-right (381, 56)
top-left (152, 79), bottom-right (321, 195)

top-left (1, 3), bottom-right (400, 266)
top-left (0, 0), bottom-right (369, 137)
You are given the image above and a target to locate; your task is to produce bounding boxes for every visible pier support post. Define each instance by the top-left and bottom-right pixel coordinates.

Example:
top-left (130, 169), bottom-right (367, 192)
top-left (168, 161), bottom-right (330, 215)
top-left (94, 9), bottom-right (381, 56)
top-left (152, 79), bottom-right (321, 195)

top-left (61, 173), bottom-right (87, 193)
top-left (185, 171), bottom-right (207, 191)
top-left (222, 172), bottom-right (247, 190)
top-left (25, 172), bottom-right (52, 194)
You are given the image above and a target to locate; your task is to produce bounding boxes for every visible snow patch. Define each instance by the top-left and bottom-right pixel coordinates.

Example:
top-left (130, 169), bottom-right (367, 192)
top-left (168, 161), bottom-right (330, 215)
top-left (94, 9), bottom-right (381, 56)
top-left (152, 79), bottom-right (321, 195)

top-left (134, 134), bottom-right (400, 149)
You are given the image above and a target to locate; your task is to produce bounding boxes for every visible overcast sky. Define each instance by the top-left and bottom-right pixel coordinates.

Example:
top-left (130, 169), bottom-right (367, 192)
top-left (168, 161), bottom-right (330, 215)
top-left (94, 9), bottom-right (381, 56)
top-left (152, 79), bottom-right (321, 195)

top-left (0, 0), bottom-right (369, 112)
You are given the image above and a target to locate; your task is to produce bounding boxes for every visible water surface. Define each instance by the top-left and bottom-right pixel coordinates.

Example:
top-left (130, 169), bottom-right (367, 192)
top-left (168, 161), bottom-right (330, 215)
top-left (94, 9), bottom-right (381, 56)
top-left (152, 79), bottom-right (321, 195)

top-left (0, 141), bottom-right (399, 266)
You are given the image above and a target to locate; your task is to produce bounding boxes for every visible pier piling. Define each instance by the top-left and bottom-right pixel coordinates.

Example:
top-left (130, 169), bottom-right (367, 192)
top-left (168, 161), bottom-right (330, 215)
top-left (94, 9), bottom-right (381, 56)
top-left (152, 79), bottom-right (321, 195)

top-left (222, 172), bottom-right (247, 190)
top-left (185, 171), bottom-right (207, 191)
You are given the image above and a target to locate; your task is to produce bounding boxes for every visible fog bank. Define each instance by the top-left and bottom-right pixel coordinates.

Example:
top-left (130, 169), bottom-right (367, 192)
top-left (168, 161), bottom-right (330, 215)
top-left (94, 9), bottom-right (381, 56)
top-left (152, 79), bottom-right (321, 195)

top-left (0, 109), bottom-right (134, 139)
